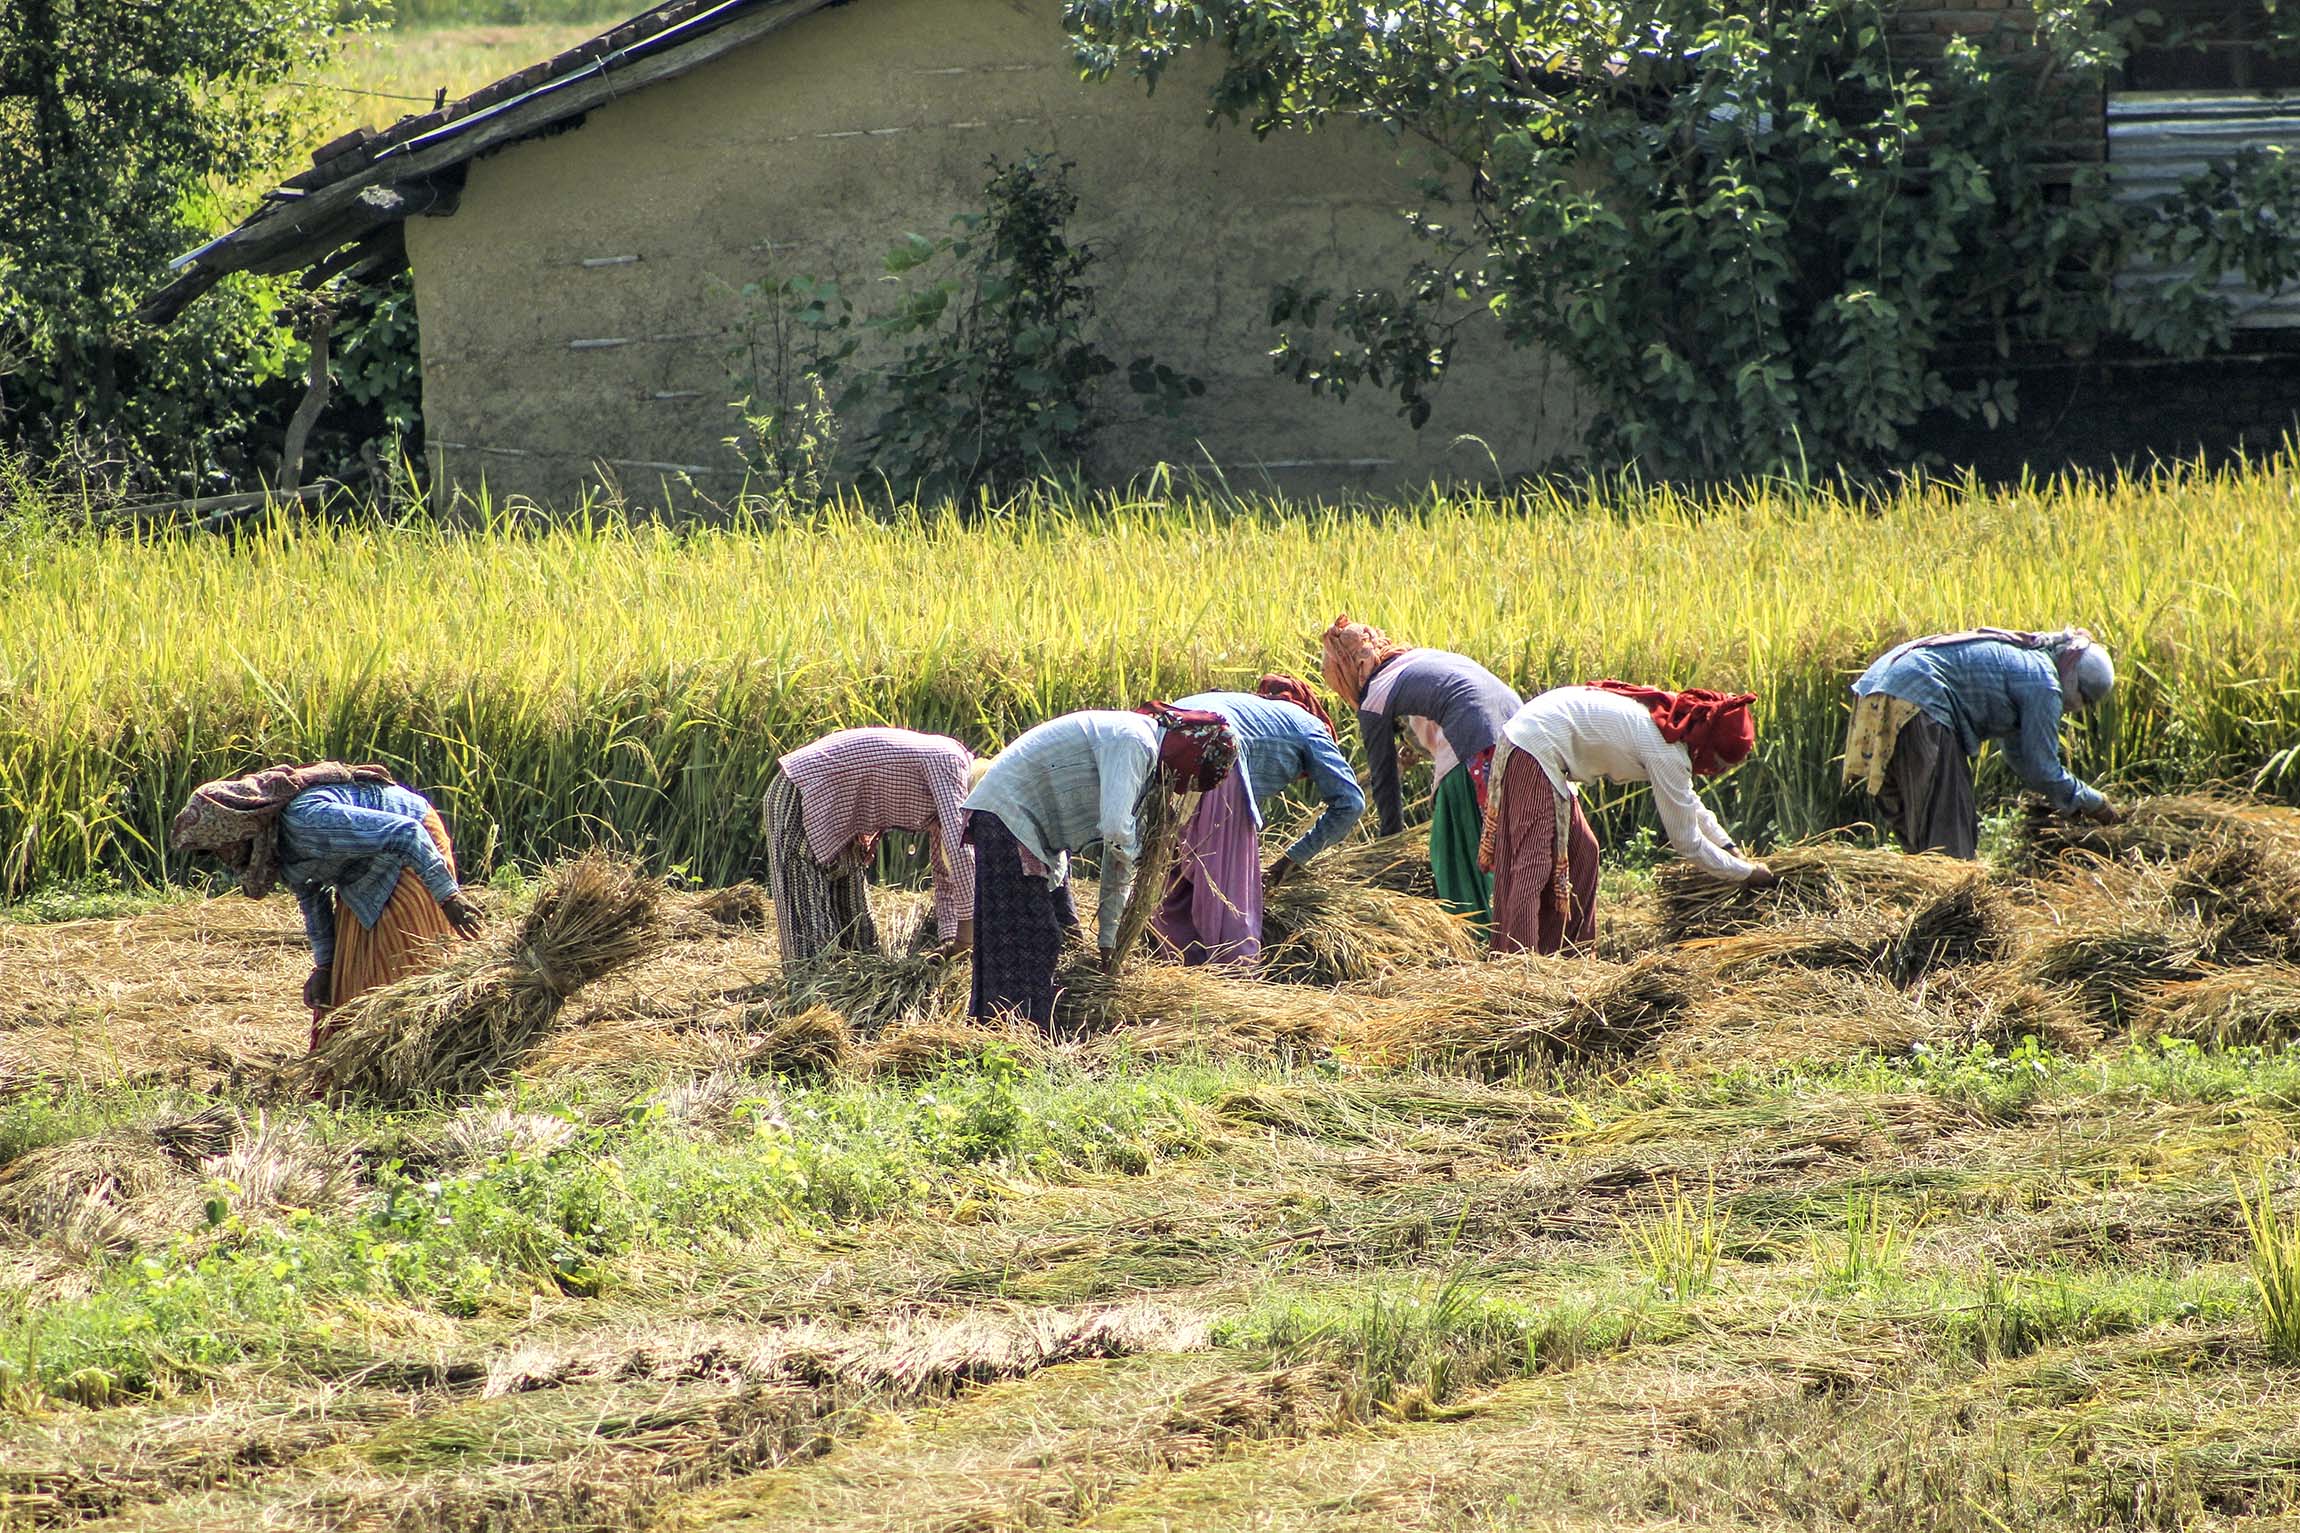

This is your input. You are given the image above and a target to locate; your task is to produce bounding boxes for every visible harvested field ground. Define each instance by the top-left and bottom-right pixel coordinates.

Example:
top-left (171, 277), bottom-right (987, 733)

top-left (8, 797), bottom-right (2300, 1530)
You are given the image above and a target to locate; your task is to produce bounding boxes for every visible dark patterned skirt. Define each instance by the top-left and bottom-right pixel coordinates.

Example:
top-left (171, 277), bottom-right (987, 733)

top-left (967, 810), bottom-right (1078, 1029)
top-left (764, 771), bottom-right (878, 963)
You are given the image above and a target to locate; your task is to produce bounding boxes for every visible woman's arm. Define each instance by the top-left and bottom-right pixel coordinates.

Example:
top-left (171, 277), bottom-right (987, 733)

top-left (1360, 708), bottom-right (1403, 836)
top-left (1647, 748), bottom-right (1758, 881)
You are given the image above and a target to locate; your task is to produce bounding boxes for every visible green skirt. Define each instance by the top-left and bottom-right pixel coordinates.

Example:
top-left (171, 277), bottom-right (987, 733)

top-left (1428, 762), bottom-right (1494, 935)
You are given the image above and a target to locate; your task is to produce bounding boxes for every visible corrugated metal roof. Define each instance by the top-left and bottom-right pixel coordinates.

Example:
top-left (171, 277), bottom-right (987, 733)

top-left (2108, 90), bottom-right (2300, 329)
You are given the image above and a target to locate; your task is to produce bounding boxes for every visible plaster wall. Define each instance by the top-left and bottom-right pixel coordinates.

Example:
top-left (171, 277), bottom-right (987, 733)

top-left (406, 0), bottom-right (1585, 508)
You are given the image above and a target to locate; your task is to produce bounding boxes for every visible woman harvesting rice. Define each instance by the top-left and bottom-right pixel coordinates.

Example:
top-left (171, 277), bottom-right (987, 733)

top-left (1321, 616), bottom-right (1520, 933)
top-left (961, 706), bottom-right (1236, 1026)
top-left (169, 762), bottom-right (483, 1048)
top-left (763, 727), bottom-right (981, 963)
top-left (1153, 673), bottom-right (1367, 965)
top-left (1846, 627), bottom-right (2120, 859)
top-left (1485, 683), bottom-right (1776, 955)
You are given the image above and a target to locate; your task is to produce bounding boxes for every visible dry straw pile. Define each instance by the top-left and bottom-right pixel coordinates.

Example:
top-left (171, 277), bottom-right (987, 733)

top-left (1259, 868), bottom-right (1481, 985)
top-left (303, 853), bottom-right (666, 1103)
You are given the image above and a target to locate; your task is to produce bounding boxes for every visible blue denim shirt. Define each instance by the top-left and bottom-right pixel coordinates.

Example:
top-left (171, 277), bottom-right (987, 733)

top-left (279, 783), bottom-right (458, 965)
top-left (1852, 638), bottom-right (2104, 814)
top-left (1173, 692), bottom-right (1367, 865)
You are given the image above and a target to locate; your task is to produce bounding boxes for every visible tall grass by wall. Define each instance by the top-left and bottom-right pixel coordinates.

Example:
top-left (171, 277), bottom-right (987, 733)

top-left (3, 464), bottom-right (2296, 895)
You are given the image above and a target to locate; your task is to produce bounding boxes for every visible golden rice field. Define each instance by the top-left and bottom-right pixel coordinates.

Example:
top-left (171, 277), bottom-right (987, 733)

top-left (3, 465), bottom-right (2298, 896)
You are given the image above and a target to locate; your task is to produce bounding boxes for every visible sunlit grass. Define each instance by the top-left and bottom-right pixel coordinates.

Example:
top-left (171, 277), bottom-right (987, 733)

top-left (3, 461), bottom-right (2297, 894)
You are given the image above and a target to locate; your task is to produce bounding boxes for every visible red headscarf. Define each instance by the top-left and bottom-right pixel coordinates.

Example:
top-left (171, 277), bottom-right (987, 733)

top-left (1585, 680), bottom-right (1757, 777)
top-left (1138, 703), bottom-right (1239, 792)
top-left (1256, 672), bottom-right (1335, 737)
top-left (1319, 615), bottom-right (1410, 709)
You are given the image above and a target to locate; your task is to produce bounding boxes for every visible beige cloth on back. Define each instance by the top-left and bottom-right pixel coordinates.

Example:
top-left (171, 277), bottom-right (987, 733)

top-left (1843, 694), bottom-right (1927, 796)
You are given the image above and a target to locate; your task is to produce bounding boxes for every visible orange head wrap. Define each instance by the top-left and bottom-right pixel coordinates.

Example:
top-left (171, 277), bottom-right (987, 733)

top-left (1318, 615), bottom-right (1410, 709)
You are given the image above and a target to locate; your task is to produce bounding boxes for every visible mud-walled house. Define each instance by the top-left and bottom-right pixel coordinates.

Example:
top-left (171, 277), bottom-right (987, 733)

top-left (147, 0), bottom-right (1588, 509)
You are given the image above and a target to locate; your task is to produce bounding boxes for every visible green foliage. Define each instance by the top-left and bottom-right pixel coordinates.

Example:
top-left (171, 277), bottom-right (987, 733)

top-left (0, 1061), bottom-right (1209, 1403)
top-left (738, 154), bottom-right (1203, 504)
top-left (0, 0), bottom-right (344, 491)
top-left (327, 272), bottom-right (425, 473)
top-left (1067, 0), bottom-right (2300, 478)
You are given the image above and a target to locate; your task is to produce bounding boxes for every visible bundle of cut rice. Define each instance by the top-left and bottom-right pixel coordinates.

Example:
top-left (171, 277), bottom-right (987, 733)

top-left (2174, 840), bottom-right (2300, 965)
top-left (692, 882), bottom-right (770, 930)
top-left (1886, 876), bottom-right (2017, 980)
top-left (1653, 967), bottom-right (1964, 1074)
top-left (2024, 912), bottom-right (2211, 1023)
top-left (1354, 953), bottom-right (1689, 1073)
top-left (1107, 785), bottom-right (1196, 969)
top-left (1666, 868), bottom-right (2010, 984)
top-left (1059, 963), bottom-right (1354, 1056)
top-left (304, 853), bottom-right (665, 1103)
top-left (2140, 967), bottom-right (2300, 1047)
top-left (1258, 869), bottom-right (1479, 985)
top-left (1932, 964), bottom-right (2102, 1055)
top-left (2020, 792), bottom-right (2300, 869)
top-left (1657, 844), bottom-right (1977, 944)
top-left (780, 947), bottom-right (969, 1037)
top-left (858, 1016), bottom-right (1052, 1079)
top-left (1315, 825), bottom-right (1438, 899)
top-left (741, 1004), bottom-right (855, 1076)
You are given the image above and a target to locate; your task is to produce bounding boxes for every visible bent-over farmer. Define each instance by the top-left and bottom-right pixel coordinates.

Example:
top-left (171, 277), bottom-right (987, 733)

top-left (1154, 672), bottom-right (1367, 965)
top-left (764, 727), bottom-right (980, 963)
top-left (1847, 627), bottom-right (2119, 859)
top-left (961, 706), bottom-right (1236, 1027)
top-left (1321, 616), bottom-right (1520, 934)
top-left (1486, 683), bottom-right (1775, 955)
top-left (169, 762), bottom-right (483, 1049)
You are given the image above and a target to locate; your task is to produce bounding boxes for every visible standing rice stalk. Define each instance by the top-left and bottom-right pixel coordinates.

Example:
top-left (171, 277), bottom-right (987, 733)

top-left (1620, 1181), bottom-right (1726, 1301)
top-left (302, 852), bottom-right (665, 1103)
top-left (2235, 1166), bottom-right (2300, 1362)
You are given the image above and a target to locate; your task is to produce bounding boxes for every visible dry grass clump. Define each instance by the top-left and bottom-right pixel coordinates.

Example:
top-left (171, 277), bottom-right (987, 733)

top-left (1657, 843), bottom-right (1979, 944)
top-left (858, 1016), bottom-right (1052, 1079)
top-left (1355, 954), bottom-right (1690, 1074)
top-left (1259, 870), bottom-right (1480, 985)
top-left (2141, 968), bottom-right (2300, 1047)
top-left (0, 1106), bottom-right (355, 1256)
top-left (304, 852), bottom-right (666, 1103)
top-left (1062, 964), bottom-right (1353, 1059)
top-left (779, 948), bottom-right (968, 1037)
top-left (1316, 825), bottom-right (1438, 899)
top-left (741, 1005), bottom-right (856, 1076)
top-left (2021, 792), bottom-right (2300, 868)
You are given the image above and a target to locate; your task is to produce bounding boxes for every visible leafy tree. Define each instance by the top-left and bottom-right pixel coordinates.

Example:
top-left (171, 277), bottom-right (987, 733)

top-left (1066, 0), bottom-right (2300, 478)
top-left (735, 154), bottom-right (1203, 505)
top-left (0, 0), bottom-right (341, 491)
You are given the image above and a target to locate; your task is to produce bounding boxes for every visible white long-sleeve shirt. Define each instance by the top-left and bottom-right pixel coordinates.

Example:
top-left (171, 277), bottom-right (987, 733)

top-left (962, 710), bottom-right (1159, 950)
top-left (1502, 687), bottom-right (1756, 882)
